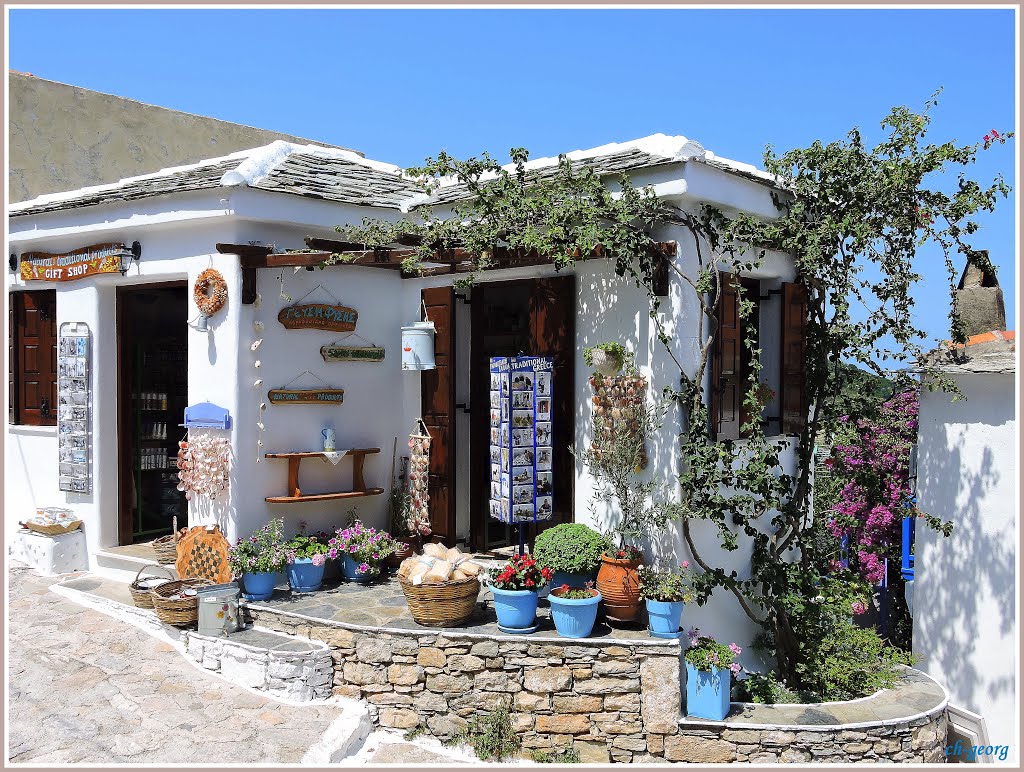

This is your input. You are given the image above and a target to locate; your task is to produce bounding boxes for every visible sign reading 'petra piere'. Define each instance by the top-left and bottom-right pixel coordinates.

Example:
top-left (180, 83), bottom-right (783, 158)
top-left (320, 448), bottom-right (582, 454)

top-left (20, 242), bottom-right (129, 282)
top-left (267, 388), bottom-right (345, 405)
top-left (278, 303), bottom-right (358, 332)
top-left (320, 344), bottom-right (385, 363)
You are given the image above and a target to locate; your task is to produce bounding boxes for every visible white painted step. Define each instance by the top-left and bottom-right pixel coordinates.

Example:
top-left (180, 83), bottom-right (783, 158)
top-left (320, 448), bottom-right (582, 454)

top-left (93, 548), bottom-right (178, 584)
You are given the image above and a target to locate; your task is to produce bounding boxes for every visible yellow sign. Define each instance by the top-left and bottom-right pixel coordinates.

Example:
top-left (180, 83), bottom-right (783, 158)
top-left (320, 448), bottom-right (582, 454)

top-left (19, 242), bottom-right (128, 282)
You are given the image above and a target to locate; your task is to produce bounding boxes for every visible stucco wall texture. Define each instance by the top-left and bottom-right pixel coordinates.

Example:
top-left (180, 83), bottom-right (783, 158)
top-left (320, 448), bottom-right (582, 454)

top-left (8, 72), bottom-right (344, 202)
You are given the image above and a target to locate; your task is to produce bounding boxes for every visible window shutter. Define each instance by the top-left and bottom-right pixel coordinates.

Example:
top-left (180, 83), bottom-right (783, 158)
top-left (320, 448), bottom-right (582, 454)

top-left (712, 272), bottom-right (742, 441)
top-left (13, 290), bottom-right (58, 426)
top-left (780, 281), bottom-right (808, 435)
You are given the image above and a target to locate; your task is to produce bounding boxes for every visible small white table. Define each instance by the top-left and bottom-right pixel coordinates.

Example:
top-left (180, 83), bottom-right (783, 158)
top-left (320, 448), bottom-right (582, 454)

top-left (9, 528), bottom-right (88, 575)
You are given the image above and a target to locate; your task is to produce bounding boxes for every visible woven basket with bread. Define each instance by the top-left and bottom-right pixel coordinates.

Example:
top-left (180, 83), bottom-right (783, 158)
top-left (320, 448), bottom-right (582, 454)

top-left (397, 543), bottom-right (484, 627)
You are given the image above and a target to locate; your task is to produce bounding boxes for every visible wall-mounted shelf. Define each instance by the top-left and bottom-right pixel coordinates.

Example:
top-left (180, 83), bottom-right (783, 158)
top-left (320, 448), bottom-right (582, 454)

top-left (264, 448), bottom-right (382, 504)
top-left (181, 401), bottom-right (232, 430)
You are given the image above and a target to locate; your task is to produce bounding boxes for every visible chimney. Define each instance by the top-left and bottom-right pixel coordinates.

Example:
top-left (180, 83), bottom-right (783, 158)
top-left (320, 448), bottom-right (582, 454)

top-left (956, 251), bottom-right (1006, 337)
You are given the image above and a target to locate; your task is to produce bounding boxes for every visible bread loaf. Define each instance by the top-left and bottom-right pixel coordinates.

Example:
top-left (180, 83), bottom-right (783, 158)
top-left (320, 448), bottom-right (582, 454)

top-left (422, 542), bottom-right (448, 560)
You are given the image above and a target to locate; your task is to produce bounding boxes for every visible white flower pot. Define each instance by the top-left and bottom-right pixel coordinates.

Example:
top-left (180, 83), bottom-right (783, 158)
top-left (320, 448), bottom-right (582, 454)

top-left (590, 348), bottom-right (623, 376)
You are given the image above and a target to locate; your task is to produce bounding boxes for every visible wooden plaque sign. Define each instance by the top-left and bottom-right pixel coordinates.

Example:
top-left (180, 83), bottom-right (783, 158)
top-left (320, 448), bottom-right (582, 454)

top-left (320, 344), bottom-right (385, 363)
top-left (278, 303), bottom-right (358, 332)
top-left (20, 242), bottom-right (128, 282)
top-left (268, 388), bottom-right (345, 405)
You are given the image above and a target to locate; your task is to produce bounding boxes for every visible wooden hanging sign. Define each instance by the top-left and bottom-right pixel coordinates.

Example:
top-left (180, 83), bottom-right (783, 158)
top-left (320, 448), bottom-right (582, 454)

top-left (268, 388), bottom-right (345, 405)
top-left (320, 344), bottom-right (385, 363)
top-left (20, 242), bottom-right (128, 282)
top-left (278, 303), bottom-right (358, 332)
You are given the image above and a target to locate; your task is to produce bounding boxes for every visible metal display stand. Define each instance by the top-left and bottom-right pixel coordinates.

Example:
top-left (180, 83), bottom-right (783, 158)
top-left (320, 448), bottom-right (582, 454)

top-left (57, 322), bottom-right (91, 494)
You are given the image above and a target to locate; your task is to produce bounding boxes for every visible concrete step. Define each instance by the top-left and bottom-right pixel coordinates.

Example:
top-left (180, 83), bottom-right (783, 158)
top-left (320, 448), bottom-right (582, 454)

top-left (94, 548), bottom-right (178, 584)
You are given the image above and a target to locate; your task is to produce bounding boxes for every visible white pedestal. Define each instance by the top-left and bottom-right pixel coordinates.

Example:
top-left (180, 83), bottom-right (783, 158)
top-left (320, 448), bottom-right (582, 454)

top-left (10, 528), bottom-right (88, 575)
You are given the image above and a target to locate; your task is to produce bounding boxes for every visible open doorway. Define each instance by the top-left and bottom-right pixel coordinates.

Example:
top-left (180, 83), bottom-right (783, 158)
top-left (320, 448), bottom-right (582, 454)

top-left (117, 283), bottom-right (188, 545)
top-left (469, 276), bottom-right (575, 552)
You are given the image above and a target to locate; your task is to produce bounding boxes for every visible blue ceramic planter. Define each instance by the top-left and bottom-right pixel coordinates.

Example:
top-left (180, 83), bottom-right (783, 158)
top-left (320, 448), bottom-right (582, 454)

top-left (686, 662), bottom-right (731, 721)
top-left (548, 589), bottom-right (602, 638)
top-left (646, 599), bottom-right (685, 638)
top-left (549, 569), bottom-right (599, 590)
top-left (342, 554), bottom-right (375, 583)
top-left (241, 571), bottom-right (277, 601)
top-left (287, 557), bottom-right (325, 593)
top-left (491, 587), bottom-right (539, 632)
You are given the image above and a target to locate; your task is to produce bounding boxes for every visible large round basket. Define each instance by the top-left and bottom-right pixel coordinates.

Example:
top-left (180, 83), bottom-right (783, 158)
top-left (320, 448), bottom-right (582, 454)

top-left (129, 564), bottom-right (175, 609)
top-left (399, 575), bottom-right (481, 627)
top-left (152, 529), bottom-right (185, 565)
top-left (151, 578), bottom-right (213, 627)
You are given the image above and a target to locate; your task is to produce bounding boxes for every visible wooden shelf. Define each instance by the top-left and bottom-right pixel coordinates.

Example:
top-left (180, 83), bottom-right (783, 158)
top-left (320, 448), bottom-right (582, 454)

top-left (263, 448), bottom-right (381, 504)
top-left (265, 488), bottom-right (385, 504)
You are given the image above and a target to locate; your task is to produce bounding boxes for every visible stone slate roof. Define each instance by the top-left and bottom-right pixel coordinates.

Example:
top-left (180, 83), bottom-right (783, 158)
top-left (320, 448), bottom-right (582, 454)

top-left (254, 152), bottom-right (423, 209)
top-left (423, 146), bottom-right (682, 206)
top-left (920, 330), bottom-right (1016, 374)
top-left (10, 158), bottom-right (241, 216)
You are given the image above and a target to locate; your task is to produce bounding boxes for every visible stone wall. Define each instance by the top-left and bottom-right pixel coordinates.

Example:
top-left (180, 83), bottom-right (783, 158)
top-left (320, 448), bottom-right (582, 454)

top-left (182, 630), bottom-right (334, 702)
top-left (250, 608), bottom-right (948, 764)
top-left (668, 716), bottom-right (947, 763)
top-left (251, 610), bottom-right (680, 764)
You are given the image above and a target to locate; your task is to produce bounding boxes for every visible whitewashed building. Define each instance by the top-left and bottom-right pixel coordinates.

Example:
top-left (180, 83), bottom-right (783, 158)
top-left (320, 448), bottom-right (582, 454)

top-left (7, 135), bottom-right (805, 656)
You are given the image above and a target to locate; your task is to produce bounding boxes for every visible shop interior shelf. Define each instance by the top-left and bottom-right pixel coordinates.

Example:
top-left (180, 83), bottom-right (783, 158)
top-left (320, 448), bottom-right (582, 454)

top-left (263, 448), bottom-right (382, 503)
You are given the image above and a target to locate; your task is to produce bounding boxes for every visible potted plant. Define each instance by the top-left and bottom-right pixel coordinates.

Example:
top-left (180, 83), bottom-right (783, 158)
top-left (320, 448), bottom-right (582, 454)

top-left (227, 518), bottom-right (288, 601)
top-left (332, 521), bottom-right (400, 583)
top-left (548, 582), bottom-right (602, 638)
top-left (596, 544), bottom-right (645, 622)
top-left (684, 628), bottom-right (742, 721)
top-left (583, 342), bottom-right (632, 377)
top-left (638, 561), bottom-right (694, 637)
top-left (285, 531), bottom-right (331, 593)
top-left (488, 553), bottom-right (553, 633)
top-left (532, 523), bottom-right (609, 589)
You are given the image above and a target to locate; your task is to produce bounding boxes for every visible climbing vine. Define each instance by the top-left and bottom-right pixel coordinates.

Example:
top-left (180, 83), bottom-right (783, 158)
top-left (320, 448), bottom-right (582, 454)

top-left (325, 92), bottom-right (1013, 692)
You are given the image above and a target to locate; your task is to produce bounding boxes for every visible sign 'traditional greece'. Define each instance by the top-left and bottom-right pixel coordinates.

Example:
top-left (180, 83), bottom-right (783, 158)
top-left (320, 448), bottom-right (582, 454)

top-left (267, 389), bottom-right (346, 405)
top-left (278, 304), bottom-right (358, 332)
top-left (19, 243), bottom-right (129, 282)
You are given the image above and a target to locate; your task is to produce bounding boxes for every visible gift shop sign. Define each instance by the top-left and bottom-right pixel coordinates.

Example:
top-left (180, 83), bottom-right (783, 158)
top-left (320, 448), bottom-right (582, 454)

top-left (278, 303), bottom-right (358, 332)
top-left (19, 243), bottom-right (129, 282)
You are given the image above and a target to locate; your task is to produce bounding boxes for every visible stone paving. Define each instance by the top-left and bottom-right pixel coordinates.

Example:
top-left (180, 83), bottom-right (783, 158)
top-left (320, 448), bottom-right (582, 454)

top-left (6, 564), bottom-right (351, 764)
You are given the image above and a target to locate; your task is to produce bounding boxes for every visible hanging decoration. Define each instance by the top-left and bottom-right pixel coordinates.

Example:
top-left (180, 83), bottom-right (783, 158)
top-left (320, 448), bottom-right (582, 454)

top-left (590, 373), bottom-right (649, 470)
top-left (320, 331), bottom-right (385, 363)
top-left (193, 269), bottom-right (228, 317)
top-left (407, 420), bottom-right (432, 535)
top-left (489, 356), bottom-right (555, 525)
top-left (176, 433), bottom-right (231, 500)
top-left (277, 283), bottom-right (357, 332)
top-left (268, 369), bottom-right (344, 405)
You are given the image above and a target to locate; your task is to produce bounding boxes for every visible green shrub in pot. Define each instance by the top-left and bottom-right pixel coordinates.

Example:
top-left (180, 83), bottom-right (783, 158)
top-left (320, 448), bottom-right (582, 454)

top-left (532, 523), bottom-right (609, 587)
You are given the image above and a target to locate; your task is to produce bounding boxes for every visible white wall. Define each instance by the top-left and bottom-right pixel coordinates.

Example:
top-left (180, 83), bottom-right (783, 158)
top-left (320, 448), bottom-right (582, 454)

top-left (913, 372), bottom-right (1017, 754)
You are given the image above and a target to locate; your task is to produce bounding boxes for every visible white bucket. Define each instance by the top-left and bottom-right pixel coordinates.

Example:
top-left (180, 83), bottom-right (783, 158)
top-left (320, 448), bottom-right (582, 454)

top-left (401, 321), bottom-right (436, 371)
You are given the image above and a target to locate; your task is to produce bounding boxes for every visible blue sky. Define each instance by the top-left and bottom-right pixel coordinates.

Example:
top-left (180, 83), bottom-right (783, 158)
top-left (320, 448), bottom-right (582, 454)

top-left (8, 7), bottom-right (1017, 344)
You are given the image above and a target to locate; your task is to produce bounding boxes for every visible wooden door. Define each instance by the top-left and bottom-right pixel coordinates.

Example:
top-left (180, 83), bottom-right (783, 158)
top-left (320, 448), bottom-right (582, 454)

top-left (421, 287), bottom-right (457, 543)
top-left (529, 276), bottom-right (576, 534)
top-left (13, 291), bottom-right (57, 426)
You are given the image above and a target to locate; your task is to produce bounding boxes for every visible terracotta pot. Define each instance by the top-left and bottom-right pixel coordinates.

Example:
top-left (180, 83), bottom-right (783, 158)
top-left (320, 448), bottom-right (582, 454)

top-left (596, 553), bottom-right (643, 622)
top-left (386, 537), bottom-right (418, 571)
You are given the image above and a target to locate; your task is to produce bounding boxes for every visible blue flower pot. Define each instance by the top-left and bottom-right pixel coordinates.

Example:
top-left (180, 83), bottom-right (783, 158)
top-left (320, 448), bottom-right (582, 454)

top-left (686, 662), bottom-right (731, 721)
top-left (646, 599), bottom-right (685, 637)
top-left (491, 587), bottom-right (539, 632)
top-left (241, 571), bottom-right (277, 601)
top-left (287, 557), bottom-right (325, 593)
top-left (550, 569), bottom-right (599, 590)
top-left (322, 557), bottom-right (341, 581)
top-left (548, 589), bottom-right (602, 638)
top-left (342, 554), bottom-right (375, 584)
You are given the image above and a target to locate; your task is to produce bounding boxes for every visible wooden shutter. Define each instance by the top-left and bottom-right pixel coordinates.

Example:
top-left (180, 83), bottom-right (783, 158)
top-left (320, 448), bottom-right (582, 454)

top-left (13, 291), bottom-right (57, 426)
top-left (712, 273), bottom-right (742, 441)
top-left (780, 281), bottom-right (808, 435)
top-left (421, 286), bottom-right (457, 543)
top-left (9, 297), bottom-right (17, 423)
top-left (529, 276), bottom-right (576, 534)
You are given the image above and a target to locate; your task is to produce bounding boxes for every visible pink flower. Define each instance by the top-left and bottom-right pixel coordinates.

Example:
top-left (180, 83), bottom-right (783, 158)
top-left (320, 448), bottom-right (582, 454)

top-left (728, 643), bottom-right (742, 656)
top-left (358, 563), bottom-right (370, 573)
top-left (680, 560), bottom-right (689, 569)
top-left (851, 601), bottom-right (867, 615)
top-left (311, 553), bottom-right (326, 567)
top-left (729, 662), bottom-right (741, 674)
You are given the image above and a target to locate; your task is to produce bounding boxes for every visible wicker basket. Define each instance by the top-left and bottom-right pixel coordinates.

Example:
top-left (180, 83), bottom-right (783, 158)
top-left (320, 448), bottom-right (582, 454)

top-left (399, 575), bottom-right (481, 627)
top-left (21, 520), bottom-right (82, 536)
top-left (151, 578), bottom-right (213, 626)
top-left (152, 529), bottom-right (185, 565)
top-left (129, 564), bottom-right (174, 609)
